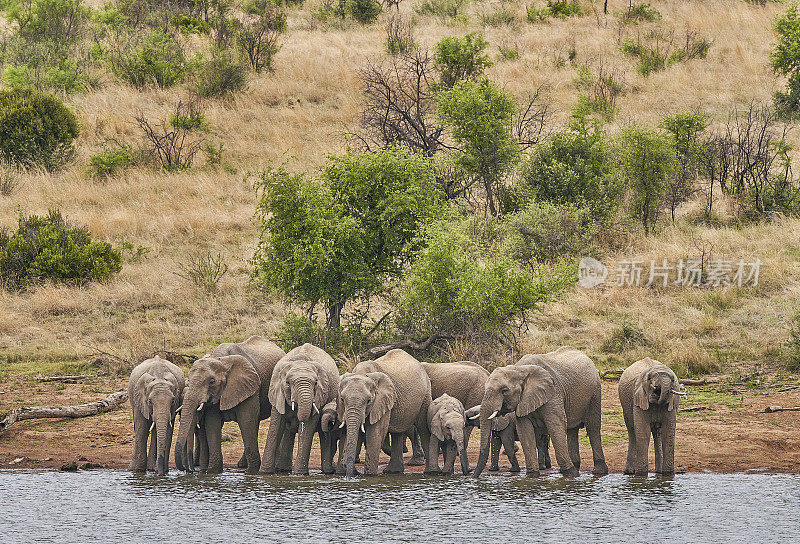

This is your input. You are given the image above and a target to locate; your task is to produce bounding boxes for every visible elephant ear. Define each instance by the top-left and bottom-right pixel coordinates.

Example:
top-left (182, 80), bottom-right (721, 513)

top-left (313, 361), bottom-right (335, 409)
top-left (268, 361), bottom-right (291, 415)
top-left (516, 365), bottom-right (556, 418)
top-left (492, 413), bottom-right (513, 432)
top-left (219, 355), bottom-right (261, 411)
top-left (429, 408), bottom-right (446, 442)
top-left (134, 372), bottom-right (155, 419)
top-left (367, 372), bottom-right (396, 425)
top-left (634, 372), bottom-right (651, 411)
top-left (337, 373), bottom-right (352, 423)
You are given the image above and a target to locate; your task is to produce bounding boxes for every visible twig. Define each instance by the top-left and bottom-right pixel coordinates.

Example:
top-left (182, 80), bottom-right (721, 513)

top-left (36, 375), bottom-right (92, 383)
top-left (764, 405), bottom-right (800, 413)
top-left (682, 377), bottom-right (720, 386)
top-left (0, 390), bottom-right (129, 434)
top-left (82, 344), bottom-right (131, 365)
top-left (681, 406), bottom-right (710, 413)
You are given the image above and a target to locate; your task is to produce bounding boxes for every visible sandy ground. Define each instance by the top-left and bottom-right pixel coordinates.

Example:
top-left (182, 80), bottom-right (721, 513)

top-left (1, 376), bottom-right (799, 473)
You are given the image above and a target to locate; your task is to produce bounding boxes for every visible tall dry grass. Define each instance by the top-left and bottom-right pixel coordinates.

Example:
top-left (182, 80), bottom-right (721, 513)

top-left (0, 0), bottom-right (797, 373)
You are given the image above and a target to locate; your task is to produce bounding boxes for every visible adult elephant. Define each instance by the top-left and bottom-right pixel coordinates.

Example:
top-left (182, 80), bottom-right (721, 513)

top-left (473, 346), bottom-right (608, 478)
top-left (338, 349), bottom-right (434, 478)
top-left (128, 356), bottom-right (185, 475)
top-left (174, 336), bottom-right (285, 474)
top-left (466, 407), bottom-right (520, 473)
top-left (260, 343), bottom-right (340, 475)
top-left (618, 357), bottom-right (684, 476)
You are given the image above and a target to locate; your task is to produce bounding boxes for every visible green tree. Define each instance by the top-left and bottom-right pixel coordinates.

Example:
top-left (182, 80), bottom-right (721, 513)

top-left (771, 2), bottom-right (800, 116)
top-left (617, 125), bottom-right (675, 235)
top-left (660, 112), bottom-right (708, 221)
top-left (437, 78), bottom-right (519, 216)
top-left (252, 147), bottom-right (443, 329)
top-left (433, 33), bottom-right (492, 89)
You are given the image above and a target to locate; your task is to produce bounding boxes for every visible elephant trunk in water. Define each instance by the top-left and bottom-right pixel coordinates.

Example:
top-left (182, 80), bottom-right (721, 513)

top-left (473, 399), bottom-right (501, 478)
top-left (452, 427), bottom-right (470, 476)
top-left (175, 392), bottom-right (201, 472)
top-left (295, 378), bottom-right (314, 423)
top-left (344, 406), bottom-right (366, 479)
top-left (153, 402), bottom-right (172, 476)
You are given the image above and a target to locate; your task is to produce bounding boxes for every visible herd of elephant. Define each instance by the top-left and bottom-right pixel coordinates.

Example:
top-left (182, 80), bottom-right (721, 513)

top-left (129, 336), bottom-right (685, 479)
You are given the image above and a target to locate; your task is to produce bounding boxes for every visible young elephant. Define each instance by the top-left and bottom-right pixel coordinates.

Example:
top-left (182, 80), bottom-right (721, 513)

top-left (428, 394), bottom-right (470, 475)
top-left (618, 357), bottom-right (685, 476)
top-left (338, 349), bottom-right (434, 478)
top-left (474, 346), bottom-right (608, 478)
top-left (261, 343), bottom-right (340, 475)
top-left (128, 356), bottom-right (185, 475)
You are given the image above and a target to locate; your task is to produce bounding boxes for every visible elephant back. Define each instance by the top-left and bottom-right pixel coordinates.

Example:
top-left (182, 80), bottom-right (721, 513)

top-left (354, 349), bottom-right (432, 434)
top-left (422, 361), bottom-right (489, 410)
top-left (212, 336), bottom-right (286, 419)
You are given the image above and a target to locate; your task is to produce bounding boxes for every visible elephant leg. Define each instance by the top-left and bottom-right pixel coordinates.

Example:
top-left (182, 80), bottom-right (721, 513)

top-left (293, 414), bottom-right (320, 475)
top-left (443, 442), bottom-right (457, 475)
top-left (355, 433), bottom-right (364, 464)
top-left (633, 408), bottom-right (651, 477)
top-left (366, 420), bottom-right (389, 475)
top-left (489, 433), bottom-right (501, 471)
top-left (541, 405), bottom-right (577, 477)
top-left (385, 432), bottom-right (406, 474)
top-left (514, 417), bottom-right (540, 478)
top-left (236, 397), bottom-right (261, 474)
top-left (335, 433), bottom-right (347, 474)
top-left (259, 408), bottom-right (286, 474)
top-left (130, 413), bottom-right (150, 472)
top-left (147, 423), bottom-right (157, 471)
top-left (426, 434), bottom-right (441, 474)
top-left (414, 411), bottom-right (437, 474)
top-left (586, 395), bottom-right (608, 475)
top-left (381, 434), bottom-right (392, 457)
top-left (408, 428), bottom-right (425, 466)
top-left (536, 430), bottom-right (551, 470)
top-left (204, 407), bottom-right (224, 474)
top-left (500, 429), bottom-right (519, 472)
top-left (237, 453), bottom-right (248, 469)
top-left (164, 418), bottom-right (175, 474)
top-left (320, 430), bottom-right (334, 475)
top-left (661, 415), bottom-right (676, 476)
top-left (653, 426), bottom-right (663, 474)
top-left (623, 408), bottom-right (636, 475)
top-left (567, 428), bottom-right (581, 471)
top-left (197, 424), bottom-right (209, 472)
top-left (278, 428), bottom-right (296, 473)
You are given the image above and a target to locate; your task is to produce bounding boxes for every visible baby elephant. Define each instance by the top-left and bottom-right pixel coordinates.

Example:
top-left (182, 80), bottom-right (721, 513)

top-left (128, 356), bottom-right (185, 475)
top-left (618, 357), bottom-right (685, 476)
top-left (428, 394), bottom-right (470, 475)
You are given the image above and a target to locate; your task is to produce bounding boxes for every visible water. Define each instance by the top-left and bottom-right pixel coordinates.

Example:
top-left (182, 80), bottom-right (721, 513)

top-left (1, 470), bottom-right (798, 543)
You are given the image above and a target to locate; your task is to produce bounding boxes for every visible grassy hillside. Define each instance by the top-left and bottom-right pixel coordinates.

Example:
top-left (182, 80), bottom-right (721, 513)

top-left (0, 0), bottom-right (798, 378)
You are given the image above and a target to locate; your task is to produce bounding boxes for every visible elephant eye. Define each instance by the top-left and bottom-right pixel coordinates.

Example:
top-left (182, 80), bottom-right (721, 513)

top-left (209, 377), bottom-right (216, 386)
top-left (501, 387), bottom-right (510, 394)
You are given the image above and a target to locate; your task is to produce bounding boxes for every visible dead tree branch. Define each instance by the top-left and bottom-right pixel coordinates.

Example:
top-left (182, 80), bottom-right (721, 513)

top-left (0, 389), bottom-right (129, 434)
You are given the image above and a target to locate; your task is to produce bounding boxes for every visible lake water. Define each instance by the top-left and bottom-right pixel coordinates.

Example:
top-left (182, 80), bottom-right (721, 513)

top-left (1, 470), bottom-right (798, 543)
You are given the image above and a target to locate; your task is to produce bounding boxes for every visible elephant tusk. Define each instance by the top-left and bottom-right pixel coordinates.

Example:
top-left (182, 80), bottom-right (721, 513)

top-left (196, 423), bottom-right (201, 430)
top-left (292, 401), bottom-right (296, 411)
top-left (671, 388), bottom-right (687, 396)
top-left (197, 402), bottom-right (205, 412)
top-left (468, 413), bottom-right (480, 420)
top-left (149, 422), bottom-right (155, 432)
top-left (313, 403), bottom-right (320, 414)
top-left (361, 424), bottom-right (365, 433)
top-left (488, 410), bottom-right (499, 420)
top-left (176, 405), bottom-right (182, 412)
top-left (339, 420), bottom-right (346, 429)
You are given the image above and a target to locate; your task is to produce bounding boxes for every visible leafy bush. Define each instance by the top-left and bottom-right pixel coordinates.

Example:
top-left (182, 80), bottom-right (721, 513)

top-left (497, 44), bottom-right (520, 61)
top-left (572, 65), bottom-right (623, 120)
top-left (601, 319), bottom-right (648, 352)
top-left (88, 146), bottom-right (134, 178)
top-left (620, 31), bottom-right (710, 76)
top-left (191, 50), bottom-right (248, 98)
top-left (394, 219), bottom-right (574, 348)
top-left (0, 210), bottom-right (122, 291)
top-left (433, 33), bottom-right (493, 88)
top-left (415, 0), bottom-right (465, 18)
top-left (0, 89), bottom-right (79, 170)
top-left (503, 201), bottom-right (596, 266)
top-left (175, 251), bottom-right (228, 293)
top-left (236, 3), bottom-right (287, 72)
top-left (342, 0), bottom-right (382, 24)
top-left (661, 112), bottom-right (708, 220)
top-left (173, 14), bottom-right (210, 35)
top-left (385, 13), bottom-right (416, 55)
top-left (511, 119), bottom-right (621, 223)
top-left (622, 2), bottom-right (661, 24)
top-left (107, 30), bottom-right (187, 88)
top-left (528, 0), bottom-right (581, 22)
top-left (772, 3), bottom-right (800, 117)
top-left (252, 147), bottom-right (443, 329)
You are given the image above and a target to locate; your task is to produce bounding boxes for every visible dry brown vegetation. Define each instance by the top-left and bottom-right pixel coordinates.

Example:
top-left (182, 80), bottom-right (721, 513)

top-left (0, 0), bottom-right (798, 381)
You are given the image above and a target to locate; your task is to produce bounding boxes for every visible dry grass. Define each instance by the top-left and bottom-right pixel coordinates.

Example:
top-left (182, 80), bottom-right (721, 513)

top-left (0, 0), bottom-right (798, 375)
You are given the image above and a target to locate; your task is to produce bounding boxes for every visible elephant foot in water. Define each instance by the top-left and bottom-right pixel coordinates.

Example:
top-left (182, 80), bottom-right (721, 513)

top-left (592, 461), bottom-right (609, 475)
top-left (406, 456), bottom-right (425, 466)
top-left (383, 461), bottom-right (405, 474)
top-left (488, 464), bottom-right (500, 472)
top-left (561, 466), bottom-right (579, 477)
top-left (237, 454), bottom-right (248, 469)
top-left (509, 462), bottom-right (521, 473)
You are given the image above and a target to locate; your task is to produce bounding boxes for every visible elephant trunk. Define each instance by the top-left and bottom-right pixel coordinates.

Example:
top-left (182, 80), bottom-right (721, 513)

top-left (295, 379), bottom-right (314, 423)
top-left (452, 430), bottom-right (469, 475)
top-left (657, 376), bottom-right (672, 407)
top-left (344, 406), bottom-right (366, 479)
top-left (473, 400), bottom-right (501, 478)
top-left (175, 392), bottom-right (201, 472)
top-left (153, 402), bottom-right (172, 476)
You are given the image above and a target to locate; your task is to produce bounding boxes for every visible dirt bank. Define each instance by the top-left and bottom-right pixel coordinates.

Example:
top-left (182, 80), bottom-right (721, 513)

top-left (1, 374), bottom-right (799, 473)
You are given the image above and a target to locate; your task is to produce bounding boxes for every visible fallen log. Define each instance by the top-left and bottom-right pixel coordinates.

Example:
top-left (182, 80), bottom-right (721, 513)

top-left (764, 405), bottom-right (800, 413)
top-left (361, 333), bottom-right (456, 359)
top-left (680, 406), bottom-right (710, 413)
top-left (0, 389), bottom-right (128, 434)
top-left (37, 375), bottom-right (92, 383)
top-left (681, 377), bottom-right (720, 386)
top-left (600, 369), bottom-right (624, 380)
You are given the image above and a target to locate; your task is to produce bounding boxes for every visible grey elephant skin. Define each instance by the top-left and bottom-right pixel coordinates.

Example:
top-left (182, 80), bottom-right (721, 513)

top-left (261, 343), bottom-right (340, 475)
top-left (474, 346), bottom-right (608, 478)
top-left (428, 394), bottom-right (470, 475)
top-left (339, 349), bottom-right (434, 478)
top-left (128, 356), bottom-right (185, 475)
top-left (618, 357), bottom-right (682, 476)
top-left (174, 336), bottom-right (285, 474)
top-left (466, 406), bottom-right (551, 472)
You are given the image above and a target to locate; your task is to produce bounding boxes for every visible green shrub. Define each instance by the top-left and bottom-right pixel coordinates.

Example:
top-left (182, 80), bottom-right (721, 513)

top-left (497, 45), bottom-right (520, 61)
top-left (503, 201), bottom-right (596, 265)
top-left (169, 103), bottom-right (207, 131)
top-left (0, 210), bottom-right (122, 291)
top-left (236, 4), bottom-right (287, 72)
top-left (601, 319), bottom-right (648, 352)
top-left (0, 89), bottom-right (78, 170)
top-left (772, 4), bottom-right (800, 116)
top-left (510, 119), bottom-right (621, 223)
top-left (191, 50), bottom-right (248, 98)
top-left (622, 2), bottom-right (661, 24)
top-left (88, 146), bottom-right (134, 178)
top-left (385, 14), bottom-right (416, 55)
top-left (787, 311), bottom-right (800, 372)
top-left (433, 33), bottom-right (493, 88)
top-left (528, 0), bottom-right (582, 22)
top-left (173, 14), bottom-right (210, 35)
top-left (343, 0), bottom-right (381, 24)
top-left (621, 32), bottom-right (710, 77)
top-left (415, 0), bottom-right (466, 18)
top-left (107, 30), bottom-right (187, 88)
